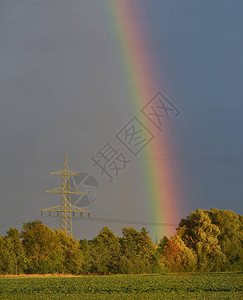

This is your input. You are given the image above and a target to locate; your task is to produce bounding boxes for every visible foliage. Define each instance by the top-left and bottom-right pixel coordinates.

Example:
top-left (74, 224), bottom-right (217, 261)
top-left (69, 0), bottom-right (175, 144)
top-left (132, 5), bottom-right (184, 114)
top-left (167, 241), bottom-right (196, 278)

top-left (0, 235), bottom-right (13, 275)
top-left (177, 209), bottom-right (227, 271)
top-left (119, 227), bottom-right (158, 274)
top-left (21, 221), bottom-right (63, 274)
top-left (208, 208), bottom-right (243, 271)
top-left (0, 209), bottom-right (242, 275)
top-left (161, 235), bottom-right (197, 272)
top-left (88, 227), bottom-right (121, 274)
top-left (6, 228), bottom-right (27, 274)
top-left (56, 230), bottom-right (83, 274)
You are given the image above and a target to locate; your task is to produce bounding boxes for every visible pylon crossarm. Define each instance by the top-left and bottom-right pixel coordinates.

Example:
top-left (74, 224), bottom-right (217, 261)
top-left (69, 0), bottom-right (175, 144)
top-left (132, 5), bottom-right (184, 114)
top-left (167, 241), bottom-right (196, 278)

top-left (41, 205), bottom-right (64, 211)
top-left (69, 186), bottom-right (85, 194)
top-left (45, 186), bottom-right (85, 194)
top-left (41, 205), bottom-right (90, 213)
top-left (50, 170), bottom-right (81, 176)
top-left (70, 204), bottom-right (90, 213)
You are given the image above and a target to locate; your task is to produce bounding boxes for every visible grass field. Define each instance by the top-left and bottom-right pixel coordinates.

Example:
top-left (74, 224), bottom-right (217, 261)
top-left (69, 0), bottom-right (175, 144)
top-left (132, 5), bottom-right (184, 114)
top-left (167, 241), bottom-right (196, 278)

top-left (0, 273), bottom-right (242, 299)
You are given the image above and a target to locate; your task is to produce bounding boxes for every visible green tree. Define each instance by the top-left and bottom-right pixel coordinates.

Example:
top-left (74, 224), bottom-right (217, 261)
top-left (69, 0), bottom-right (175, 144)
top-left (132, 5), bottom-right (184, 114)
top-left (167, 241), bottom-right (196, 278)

top-left (119, 227), bottom-right (157, 274)
top-left (0, 235), bottom-right (13, 274)
top-left (56, 230), bottom-right (83, 274)
top-left (21, 220), bottom-right (63, 273)
top-left (79, 239), bottom-right (91, 274)
top-left (157, 236), bottom-right (169, 255)
top-left (208, 208), bottom-right (243, 271)
top-left (89, 227), bottom-right (120, 274)
top-left (177, 209), bottom-right (226, 272)
top-left (6, 227), bottom-right (27, 274)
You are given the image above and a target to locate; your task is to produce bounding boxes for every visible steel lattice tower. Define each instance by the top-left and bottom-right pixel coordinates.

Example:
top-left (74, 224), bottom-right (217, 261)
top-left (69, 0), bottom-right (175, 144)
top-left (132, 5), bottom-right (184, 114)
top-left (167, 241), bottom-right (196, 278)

top-left (41, 154), bottom-right (90, 236)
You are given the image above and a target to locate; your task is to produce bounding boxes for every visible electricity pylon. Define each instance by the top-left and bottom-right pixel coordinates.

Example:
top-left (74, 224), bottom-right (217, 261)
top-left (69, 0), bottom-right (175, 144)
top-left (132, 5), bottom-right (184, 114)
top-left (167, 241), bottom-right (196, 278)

top-left (41, 154), bottom-right (90, 236)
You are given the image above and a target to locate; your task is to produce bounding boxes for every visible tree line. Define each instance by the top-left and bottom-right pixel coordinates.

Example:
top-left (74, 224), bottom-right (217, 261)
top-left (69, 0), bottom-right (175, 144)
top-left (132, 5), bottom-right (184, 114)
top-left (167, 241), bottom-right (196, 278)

top-left (0, 208), bottom-right (242, 275)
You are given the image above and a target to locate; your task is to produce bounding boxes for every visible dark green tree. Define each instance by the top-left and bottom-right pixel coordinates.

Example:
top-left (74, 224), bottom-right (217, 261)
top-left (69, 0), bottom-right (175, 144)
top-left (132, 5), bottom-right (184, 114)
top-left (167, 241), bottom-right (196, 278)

top-left (56, 230), bottom-right (83, 274)
top-left (6, 227), bottom-right (27, 274)
top-left (79, 238), bottom-right (92, 274)
top-left (119, 227), bottom-right (157, 274)
top-left (157, 236), bottom-right (169, 255)
top-left (89, 227), bottom-right (121, 274)
top-left (0, 235), bottom-right (13, 274)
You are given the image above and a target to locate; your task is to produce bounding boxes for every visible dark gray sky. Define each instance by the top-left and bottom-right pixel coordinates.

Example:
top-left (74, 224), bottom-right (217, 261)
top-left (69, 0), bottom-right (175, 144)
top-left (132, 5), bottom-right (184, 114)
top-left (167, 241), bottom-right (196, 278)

top-left (0, 0), bottom-right (242, 240)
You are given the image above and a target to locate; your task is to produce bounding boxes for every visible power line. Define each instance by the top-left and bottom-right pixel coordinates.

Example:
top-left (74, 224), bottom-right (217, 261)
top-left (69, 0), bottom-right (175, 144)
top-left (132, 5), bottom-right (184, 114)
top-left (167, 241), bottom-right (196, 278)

top-left (138, 157), bottom-right (243, 162)
top-left (0, 215), bottom-right (177, 236)
top-left (72, 216), bottom-right (178, 227)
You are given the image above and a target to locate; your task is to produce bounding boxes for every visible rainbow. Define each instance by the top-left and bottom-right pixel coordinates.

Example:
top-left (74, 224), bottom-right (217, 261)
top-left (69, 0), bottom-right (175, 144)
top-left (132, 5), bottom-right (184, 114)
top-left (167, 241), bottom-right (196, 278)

top-left (106, 1), bottom-right (181, 238)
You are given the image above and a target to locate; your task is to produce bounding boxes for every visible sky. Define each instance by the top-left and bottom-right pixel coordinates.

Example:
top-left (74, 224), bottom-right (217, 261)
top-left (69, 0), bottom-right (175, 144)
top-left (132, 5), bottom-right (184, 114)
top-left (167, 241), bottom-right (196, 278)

top-left (0, 0), bottom-right (242, 240)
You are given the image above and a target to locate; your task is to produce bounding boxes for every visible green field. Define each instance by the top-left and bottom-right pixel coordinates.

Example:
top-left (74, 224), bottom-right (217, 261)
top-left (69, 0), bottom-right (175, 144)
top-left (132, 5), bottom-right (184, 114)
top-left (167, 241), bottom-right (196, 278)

top-left (0, 273), bottom-right (242, 299)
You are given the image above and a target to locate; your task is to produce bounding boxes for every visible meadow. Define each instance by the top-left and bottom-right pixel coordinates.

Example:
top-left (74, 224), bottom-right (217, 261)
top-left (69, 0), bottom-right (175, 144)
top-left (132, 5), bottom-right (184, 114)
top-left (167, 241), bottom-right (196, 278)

top-left (0, 273), bottom-right (242, 299)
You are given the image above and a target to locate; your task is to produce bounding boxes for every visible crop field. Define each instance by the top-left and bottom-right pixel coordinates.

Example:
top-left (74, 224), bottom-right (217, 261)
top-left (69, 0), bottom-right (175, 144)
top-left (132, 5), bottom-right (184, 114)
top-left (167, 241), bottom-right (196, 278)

top-left (0, 273), bottom-right (242, 299)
